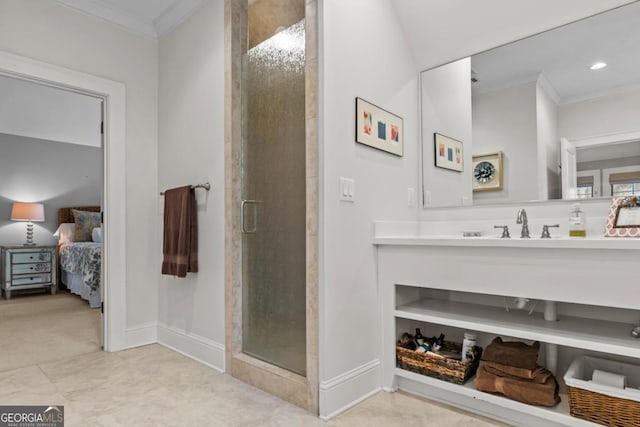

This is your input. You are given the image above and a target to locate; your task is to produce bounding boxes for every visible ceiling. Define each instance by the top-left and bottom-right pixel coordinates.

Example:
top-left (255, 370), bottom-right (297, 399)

top-left (393, 1), bottom-right (640, 104)
top-left (54, 0), bottom-right (205, 38)
top-left (391, 0), bottom-right (635, 72)
top-left (470, 1), bottom-right (640, 103)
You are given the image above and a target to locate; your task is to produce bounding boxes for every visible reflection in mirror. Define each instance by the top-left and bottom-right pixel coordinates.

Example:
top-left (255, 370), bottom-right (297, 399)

top-left (577, 139), bottom-right (640, 199)
top-left (421, 1), bottom-right (640, 208)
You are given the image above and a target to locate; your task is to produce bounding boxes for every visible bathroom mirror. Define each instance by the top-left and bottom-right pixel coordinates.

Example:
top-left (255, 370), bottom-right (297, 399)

top-left (420, 1), bottom-right (640, 208)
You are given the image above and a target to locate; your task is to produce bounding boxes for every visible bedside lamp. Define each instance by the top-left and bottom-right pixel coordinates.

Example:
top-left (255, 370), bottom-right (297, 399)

top-left (11, 202), bottom-right (45, 246)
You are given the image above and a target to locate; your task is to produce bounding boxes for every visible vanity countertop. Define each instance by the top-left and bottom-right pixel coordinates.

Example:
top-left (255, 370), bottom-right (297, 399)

top-left (373, 235), bottom-right (640, 250)
top-left (372, 221), bottom-right (640, 250)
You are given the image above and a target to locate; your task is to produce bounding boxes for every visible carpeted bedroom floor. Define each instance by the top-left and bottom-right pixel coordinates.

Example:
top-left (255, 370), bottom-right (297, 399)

top-left (0, 291), bottom-right (504, 426)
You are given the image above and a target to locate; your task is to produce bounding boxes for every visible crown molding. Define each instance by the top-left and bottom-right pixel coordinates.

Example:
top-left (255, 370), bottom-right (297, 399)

top-left (536, 73), bottom-right (561, 105)
top-left (54, 0), bottom-right (206, 39)
top-left (155, 0), bottom-right (206, 38)
top-left (560, 82), bottom-right (640, 105)
top-left (55, 0), bottom-right (158, 38)
top-left (472, 73), bottom-right (540, 97)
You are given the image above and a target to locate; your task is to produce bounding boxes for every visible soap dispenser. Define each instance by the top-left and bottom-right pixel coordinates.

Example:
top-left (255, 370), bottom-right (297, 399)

top-left (569, 203), bottom-right (586, 238)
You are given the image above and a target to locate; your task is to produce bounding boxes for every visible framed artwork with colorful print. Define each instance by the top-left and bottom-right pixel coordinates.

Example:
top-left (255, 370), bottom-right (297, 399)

top-left (355, 97), bottom-right (403, 156)
top-left (435, 133), bottom-right (464, 172)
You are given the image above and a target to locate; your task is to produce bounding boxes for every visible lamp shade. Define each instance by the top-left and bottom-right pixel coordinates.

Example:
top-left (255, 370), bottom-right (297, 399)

top-left (11, 202), bottom-right (45, 222)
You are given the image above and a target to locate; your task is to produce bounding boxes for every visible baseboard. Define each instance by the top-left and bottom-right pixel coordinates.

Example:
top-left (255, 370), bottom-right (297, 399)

top-left (157, 324), bottom-right (225, 372)
top-left (124, 323), bottom-right (158, 348)
top-left (319, 359), bottom-right (381, 420)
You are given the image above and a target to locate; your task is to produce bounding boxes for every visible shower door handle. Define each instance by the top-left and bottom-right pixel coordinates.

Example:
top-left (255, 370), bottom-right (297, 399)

top-left (241, 200), bottom-right (258, 233)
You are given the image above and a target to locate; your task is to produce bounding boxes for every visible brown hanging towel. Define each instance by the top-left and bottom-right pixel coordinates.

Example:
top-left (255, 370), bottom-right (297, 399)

top-left (162, 186), bottom-right (198, 277)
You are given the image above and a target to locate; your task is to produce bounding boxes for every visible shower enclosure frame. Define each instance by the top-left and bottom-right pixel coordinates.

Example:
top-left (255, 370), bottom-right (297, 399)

top-left (224, 0), bottom-right (319, 413)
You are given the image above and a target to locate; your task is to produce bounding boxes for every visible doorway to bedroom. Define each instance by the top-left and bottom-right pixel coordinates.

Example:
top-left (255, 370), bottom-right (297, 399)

top-left (0, 73), bottom-right (105, 370)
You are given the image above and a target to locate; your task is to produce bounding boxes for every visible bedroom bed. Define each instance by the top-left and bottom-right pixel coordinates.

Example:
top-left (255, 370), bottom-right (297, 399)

top-left (56, 206), bottom-right (102, 308)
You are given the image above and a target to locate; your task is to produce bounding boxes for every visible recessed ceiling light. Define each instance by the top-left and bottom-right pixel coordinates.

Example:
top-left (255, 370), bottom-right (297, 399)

top-left (589, 62), bottom-right (607, 70)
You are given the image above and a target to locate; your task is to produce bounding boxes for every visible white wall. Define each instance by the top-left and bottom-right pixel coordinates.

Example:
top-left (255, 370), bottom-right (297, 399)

top-left (421, 58), bottom-right (472, 208)
top-left (536, 79), bottom-right (560, 200)
top-left (0, 133), bottom-right (102, 246)
top-left (558, 86), bottom-right (640, 140)
top-left (0, 75), bottom-right (102, 147)
top-left (472, 81), bottom-right (539, 203)
top-left (157, 0), bottom-right (225, 369)
top-left (320, 0), bottom-right (419, 417)
top-left (0, 0), bottom-right (159, 331)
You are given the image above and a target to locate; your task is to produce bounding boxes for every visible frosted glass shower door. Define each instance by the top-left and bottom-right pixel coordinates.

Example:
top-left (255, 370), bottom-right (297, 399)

top-left (241, 21), bottom-right (306, 376)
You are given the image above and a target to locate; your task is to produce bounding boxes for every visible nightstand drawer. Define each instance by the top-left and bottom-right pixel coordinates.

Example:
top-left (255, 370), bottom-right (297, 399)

top-left (12, 273), bottom-right (51, 286)
top-left (1, 245), bottom-right (57, 299)
top-left (12, 252), bottom-right (51, 263)
top-left (12, 263), bottom-right (51, 274)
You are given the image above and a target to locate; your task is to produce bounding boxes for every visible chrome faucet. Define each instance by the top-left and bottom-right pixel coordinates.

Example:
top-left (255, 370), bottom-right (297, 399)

top-left (516, 208), bottom-right (530, 238)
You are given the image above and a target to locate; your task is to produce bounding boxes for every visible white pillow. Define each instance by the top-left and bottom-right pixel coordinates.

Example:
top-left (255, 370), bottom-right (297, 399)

top-left (92, 227), bottom-right (102, 243)
top-left (54, 223), bottom-right (76, 244)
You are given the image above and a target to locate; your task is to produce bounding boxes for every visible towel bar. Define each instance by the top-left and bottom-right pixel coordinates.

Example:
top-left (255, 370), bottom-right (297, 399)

top-left (160, 182), bottom-right (211, 196)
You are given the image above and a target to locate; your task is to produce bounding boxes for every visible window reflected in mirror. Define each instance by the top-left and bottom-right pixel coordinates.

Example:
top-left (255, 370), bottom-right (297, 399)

top-left (576, 140), bottom-right (640, 199)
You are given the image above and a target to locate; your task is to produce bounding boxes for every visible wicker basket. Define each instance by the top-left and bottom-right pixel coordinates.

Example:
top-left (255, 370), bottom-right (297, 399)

top-left (566, 386), bottom-right (640, 426)
top-left (564, 356), bottom-right (640, 427)
top-left (396, 340), bottom-right (482, 384)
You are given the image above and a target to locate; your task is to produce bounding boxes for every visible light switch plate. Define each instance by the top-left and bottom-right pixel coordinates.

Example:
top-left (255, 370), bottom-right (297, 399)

top-left (424, 190), bottom-right (431, 207)
top-left (340, 177), bottom-right (355, 202)
top-left (408, 187), bottom-right (415, 207)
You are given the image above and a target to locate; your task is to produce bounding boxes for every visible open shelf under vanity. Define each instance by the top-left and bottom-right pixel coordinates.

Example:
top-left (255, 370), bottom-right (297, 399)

top-left (390, 289), bottom-right (640, 426)
top-left (389, 288), bottom-right (640, 426)
top-left (378, 240), bottom-right (640, 426)
top-left (395, 297), bottom-right (640, 359)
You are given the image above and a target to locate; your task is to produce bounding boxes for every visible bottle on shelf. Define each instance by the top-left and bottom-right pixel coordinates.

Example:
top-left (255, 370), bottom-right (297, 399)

top-left (462, 332), bottom-right (477, 362)
top-left (398, 332), bottom-right (417, 350)
top-left (433, 333), bottom-right (445, 351)
top-left (415, 328), bottom-right (424, 345)
top-left (414, 343), bottom-right (430, 353)
top-left (569, 203), bottom-right (586, 238)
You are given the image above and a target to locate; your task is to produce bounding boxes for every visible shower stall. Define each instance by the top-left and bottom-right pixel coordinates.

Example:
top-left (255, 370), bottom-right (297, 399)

top-left (225, 0), bottom-right (318, 412)
top-left (241, 20), bottom-right (307, 376)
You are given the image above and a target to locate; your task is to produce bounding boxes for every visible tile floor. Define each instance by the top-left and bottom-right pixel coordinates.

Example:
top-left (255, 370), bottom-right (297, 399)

top-left (0, 292), bottom-right (504, 426)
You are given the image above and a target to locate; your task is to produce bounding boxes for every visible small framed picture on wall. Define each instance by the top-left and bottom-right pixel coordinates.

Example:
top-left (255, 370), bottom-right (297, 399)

top-left (605, 196), bottom-right (640, 237)
top-left (355, 97), bottom-right (403, 156)
top-left (472, 151), bottom-right (503, 192)
top-left (434, 133), bottom-right (464, 172)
